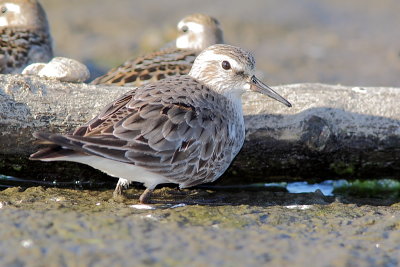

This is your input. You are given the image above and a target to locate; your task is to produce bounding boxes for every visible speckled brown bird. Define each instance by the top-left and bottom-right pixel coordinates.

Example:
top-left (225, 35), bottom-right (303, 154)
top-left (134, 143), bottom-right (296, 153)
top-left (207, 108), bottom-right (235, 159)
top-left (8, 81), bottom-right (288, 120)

top-left (0, 0), bottom-right (53, 74)
top-left (30, 44), bottom-right (291, 204)
top-left (91, 13), bottom-right (224, 87)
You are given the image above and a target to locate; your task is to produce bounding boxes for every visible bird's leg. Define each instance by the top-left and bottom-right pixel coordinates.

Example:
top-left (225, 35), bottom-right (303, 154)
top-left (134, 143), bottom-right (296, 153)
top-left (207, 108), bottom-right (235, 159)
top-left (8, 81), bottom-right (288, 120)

top-left (139, 188), bottom-right (154, 204)
top-left (113, 178), bottom-right (130, 199)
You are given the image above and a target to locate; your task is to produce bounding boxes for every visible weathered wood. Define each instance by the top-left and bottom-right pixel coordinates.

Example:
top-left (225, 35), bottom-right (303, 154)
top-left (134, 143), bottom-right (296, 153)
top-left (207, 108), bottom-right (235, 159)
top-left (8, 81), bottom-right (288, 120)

top-left (0, 74), bottom-right (399, 186)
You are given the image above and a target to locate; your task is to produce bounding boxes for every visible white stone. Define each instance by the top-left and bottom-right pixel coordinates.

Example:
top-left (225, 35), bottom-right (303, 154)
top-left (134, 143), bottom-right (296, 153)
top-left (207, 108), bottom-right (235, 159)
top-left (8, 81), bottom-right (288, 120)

top-left (22, 57), bottom-right (90, 83)
top-left (38, 57), bottom-right (90, 83)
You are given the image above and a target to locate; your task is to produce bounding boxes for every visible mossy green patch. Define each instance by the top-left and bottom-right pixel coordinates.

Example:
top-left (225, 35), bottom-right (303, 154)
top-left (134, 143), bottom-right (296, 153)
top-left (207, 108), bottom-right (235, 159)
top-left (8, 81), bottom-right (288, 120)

top-left (333, 179), bottom-right (400, 199)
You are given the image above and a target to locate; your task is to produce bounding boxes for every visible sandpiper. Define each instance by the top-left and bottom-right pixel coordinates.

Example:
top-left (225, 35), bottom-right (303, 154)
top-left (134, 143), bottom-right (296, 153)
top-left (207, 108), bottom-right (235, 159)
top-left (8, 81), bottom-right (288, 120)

top-left (0, 0), bottom-right (53, 74)
top-left (30, 44), bottom-right (292, 203)
top-left (91, 13), bottom-right (224, 87)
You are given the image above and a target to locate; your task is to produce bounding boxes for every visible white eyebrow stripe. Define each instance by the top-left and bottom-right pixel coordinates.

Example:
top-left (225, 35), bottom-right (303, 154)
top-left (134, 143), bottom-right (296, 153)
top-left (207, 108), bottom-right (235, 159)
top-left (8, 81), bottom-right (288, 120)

top-left (186, 22), bottom-right (204, 33)
top-left (177, 20), bottom-right (185, 30)
top-left (197, 50), bottom-right (242, 70)
top-left (178, 21), bottom-right (204, 33)
top-left (5, 3), bottom-right (21, 13)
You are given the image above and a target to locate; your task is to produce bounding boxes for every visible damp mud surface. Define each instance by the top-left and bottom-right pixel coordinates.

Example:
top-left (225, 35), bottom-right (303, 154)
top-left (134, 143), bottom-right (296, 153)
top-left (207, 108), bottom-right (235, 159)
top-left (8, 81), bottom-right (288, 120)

top-left (0, 186), bottom-right (399, 266)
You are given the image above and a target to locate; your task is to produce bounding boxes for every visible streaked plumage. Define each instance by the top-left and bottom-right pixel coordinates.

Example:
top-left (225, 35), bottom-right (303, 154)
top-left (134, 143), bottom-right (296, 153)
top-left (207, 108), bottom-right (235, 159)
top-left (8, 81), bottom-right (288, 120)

top-left (0, 0), bottom-right (53, 74)
top-left (30, 44), bottom-right (292, 203)
top-left (91, 13), bottom-right (223, 87)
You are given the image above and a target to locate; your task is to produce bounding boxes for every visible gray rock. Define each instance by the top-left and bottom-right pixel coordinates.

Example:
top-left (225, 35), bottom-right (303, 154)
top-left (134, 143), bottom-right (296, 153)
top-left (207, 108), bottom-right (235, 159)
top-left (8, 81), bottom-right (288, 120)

top-left (0, 74), bottom-right (399, 183)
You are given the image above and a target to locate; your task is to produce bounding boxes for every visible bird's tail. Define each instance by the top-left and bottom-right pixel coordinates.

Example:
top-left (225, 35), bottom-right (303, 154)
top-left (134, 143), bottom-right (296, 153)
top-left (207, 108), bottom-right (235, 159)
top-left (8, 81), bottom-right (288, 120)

top-left (29, 132), bottom-right (81, 161)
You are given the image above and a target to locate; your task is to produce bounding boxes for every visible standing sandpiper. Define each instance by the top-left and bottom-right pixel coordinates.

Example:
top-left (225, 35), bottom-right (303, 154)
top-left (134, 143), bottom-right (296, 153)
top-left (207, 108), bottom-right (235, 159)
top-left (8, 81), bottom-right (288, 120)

top-left (0, 0), bottom-right (53, 74)
top-left (30, 44), bottom-right (291, 204)
top-left (91, 13), bottom-right (224, 87)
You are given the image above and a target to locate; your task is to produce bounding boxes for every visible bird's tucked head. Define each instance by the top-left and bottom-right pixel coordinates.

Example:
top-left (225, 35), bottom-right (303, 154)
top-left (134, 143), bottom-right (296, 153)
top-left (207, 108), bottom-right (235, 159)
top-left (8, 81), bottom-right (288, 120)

top-left (176, 13), bottom-right (224, 51)
top-left (0, 0), bottom-right (50, 30)
top-left (189, 44), bottom-right (292, 107)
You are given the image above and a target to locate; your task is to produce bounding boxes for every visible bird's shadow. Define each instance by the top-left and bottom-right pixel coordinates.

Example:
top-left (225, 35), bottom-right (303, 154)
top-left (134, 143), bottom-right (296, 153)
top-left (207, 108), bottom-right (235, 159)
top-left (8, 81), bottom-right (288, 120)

top-left (122, 184), bottom-right (400, 207)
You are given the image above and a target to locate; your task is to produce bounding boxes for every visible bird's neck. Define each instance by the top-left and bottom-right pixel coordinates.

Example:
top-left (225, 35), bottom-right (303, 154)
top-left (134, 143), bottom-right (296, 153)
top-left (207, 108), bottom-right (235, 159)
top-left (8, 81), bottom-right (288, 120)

top-left (176, 35), bottom-right (205, 50)
top-left (222, 89), bottom-right (244, 121)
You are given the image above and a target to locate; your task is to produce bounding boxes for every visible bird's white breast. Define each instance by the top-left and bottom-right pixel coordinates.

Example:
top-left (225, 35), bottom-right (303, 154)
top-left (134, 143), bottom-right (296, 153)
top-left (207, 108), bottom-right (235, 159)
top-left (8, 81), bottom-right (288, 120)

top-left (40, 155), bottom-right (170, 189)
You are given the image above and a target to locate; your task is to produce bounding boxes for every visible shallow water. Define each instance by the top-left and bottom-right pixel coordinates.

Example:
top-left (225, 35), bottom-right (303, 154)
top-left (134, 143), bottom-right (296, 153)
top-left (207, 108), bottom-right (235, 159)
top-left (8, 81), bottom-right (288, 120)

top-left (286, 180), bottom-right (336, 195)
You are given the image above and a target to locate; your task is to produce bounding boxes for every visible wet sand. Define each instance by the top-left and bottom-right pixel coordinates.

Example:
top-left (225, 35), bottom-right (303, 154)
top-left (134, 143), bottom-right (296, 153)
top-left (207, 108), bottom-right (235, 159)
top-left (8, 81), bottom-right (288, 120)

top-left (0, 187), bottom-right (399, 266)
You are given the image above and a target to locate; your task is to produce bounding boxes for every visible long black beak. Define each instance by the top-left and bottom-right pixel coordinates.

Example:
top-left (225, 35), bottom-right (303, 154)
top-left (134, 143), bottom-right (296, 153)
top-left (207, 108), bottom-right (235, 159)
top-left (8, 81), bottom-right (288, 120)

top-left (249, 76), bottom-right (292, 107)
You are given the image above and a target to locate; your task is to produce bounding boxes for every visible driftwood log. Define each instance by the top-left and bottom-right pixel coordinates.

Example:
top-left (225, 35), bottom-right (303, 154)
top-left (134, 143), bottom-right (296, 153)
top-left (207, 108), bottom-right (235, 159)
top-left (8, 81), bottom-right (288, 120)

top-left (0, 74), bottom-right (399, 187)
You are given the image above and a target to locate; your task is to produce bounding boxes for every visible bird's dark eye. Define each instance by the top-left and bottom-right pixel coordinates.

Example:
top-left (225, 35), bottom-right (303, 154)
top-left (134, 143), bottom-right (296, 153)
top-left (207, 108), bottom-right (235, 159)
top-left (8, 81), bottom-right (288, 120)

top-left (1, 6), bottom-right (7, 14)
top-left (181, 25), bottom-right (188, 33)
top-left (221, 60), bottom-right (231, 70)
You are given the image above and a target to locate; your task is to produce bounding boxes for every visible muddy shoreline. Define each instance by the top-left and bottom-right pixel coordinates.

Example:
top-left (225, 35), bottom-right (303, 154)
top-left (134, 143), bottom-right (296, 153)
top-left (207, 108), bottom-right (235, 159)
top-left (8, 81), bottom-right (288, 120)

top-left (0, 187), bottom-right (399, 266)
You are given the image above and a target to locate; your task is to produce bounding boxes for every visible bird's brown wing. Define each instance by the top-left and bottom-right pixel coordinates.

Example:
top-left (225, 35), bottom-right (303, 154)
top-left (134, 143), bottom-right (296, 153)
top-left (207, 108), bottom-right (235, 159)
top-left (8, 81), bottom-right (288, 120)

top-left (91, 48), bottom-right (197, 87)
top-left (32, 76), bottom-right (232, 186)
top-left (0, 29), bottom-right (52, 74)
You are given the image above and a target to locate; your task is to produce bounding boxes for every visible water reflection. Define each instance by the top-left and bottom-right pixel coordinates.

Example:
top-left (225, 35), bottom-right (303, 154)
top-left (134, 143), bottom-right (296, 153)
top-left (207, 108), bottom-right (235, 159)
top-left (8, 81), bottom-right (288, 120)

top-left (1, 174), bottom-right (399, 199)
top-left (286, 180), bottom-right (340, 196)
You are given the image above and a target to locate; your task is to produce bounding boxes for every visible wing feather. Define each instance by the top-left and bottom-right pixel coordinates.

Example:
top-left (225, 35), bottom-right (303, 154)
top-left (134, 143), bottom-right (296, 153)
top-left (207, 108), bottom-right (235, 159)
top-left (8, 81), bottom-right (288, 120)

top-left (91, 48), bottom-right (197, 87)
top-left (35, 76), bottom-right (235, 185)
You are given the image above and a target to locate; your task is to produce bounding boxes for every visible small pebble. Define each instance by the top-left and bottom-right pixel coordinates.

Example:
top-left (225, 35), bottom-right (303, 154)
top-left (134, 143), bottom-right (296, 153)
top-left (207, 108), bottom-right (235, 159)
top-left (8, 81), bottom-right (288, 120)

top-left (130, 204), bottom-right (155, 210)
top-left (284, 205), bottom-right (312, 210)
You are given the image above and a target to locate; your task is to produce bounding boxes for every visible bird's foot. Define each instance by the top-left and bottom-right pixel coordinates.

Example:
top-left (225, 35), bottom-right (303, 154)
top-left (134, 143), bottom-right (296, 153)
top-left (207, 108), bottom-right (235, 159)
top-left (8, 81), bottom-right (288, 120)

top-left (139, 188), bottom-right (154, 204)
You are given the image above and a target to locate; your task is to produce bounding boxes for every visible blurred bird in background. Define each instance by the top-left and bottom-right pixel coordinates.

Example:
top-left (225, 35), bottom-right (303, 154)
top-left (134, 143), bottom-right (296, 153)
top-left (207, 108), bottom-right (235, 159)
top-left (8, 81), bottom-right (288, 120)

top-left (91, 13), bottom-right (224, 87)
top-left (0, 0), bottom-right (53, 74)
